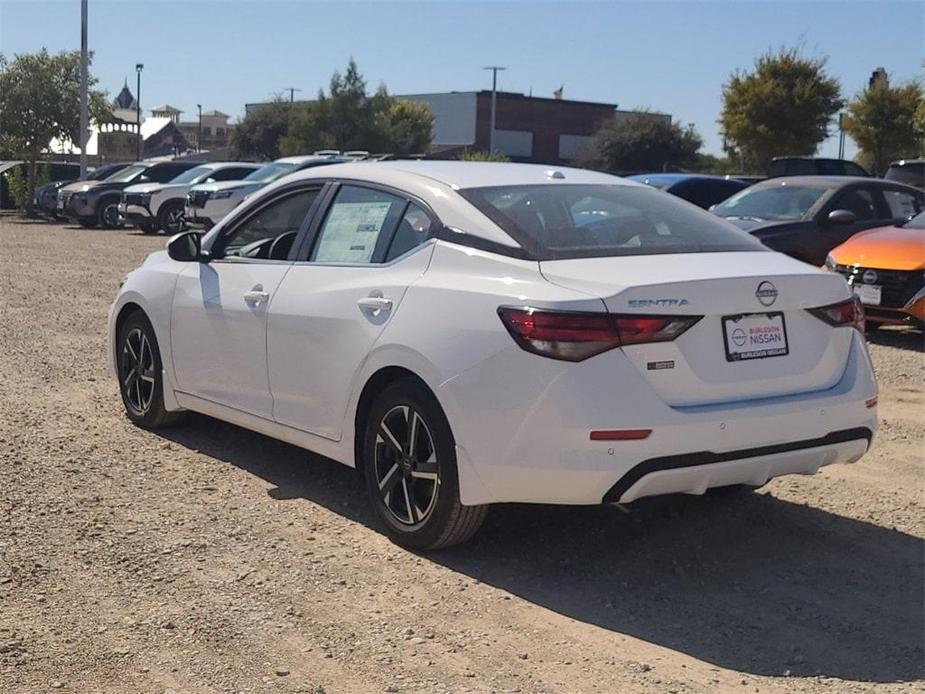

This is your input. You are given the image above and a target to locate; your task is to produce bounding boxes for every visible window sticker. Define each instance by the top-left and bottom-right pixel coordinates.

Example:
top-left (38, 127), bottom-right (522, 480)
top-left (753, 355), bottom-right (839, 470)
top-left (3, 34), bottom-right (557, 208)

top-left (315, 201), bottom-right (393, 263)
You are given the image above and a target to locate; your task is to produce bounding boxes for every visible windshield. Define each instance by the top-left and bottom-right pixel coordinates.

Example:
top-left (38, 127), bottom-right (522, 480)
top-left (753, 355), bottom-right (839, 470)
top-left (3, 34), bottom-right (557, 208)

top-left (713, 184), bottom-right (828, 221)
top-left (88, 165), bottom-right (120, 181)
top-left (168, 166), bottom-right (214, 184)
top-left (904, 211), bottom-right (925, 229)
top-left (105, 164), bottom-right (148, 183)
top-left (244, 162), bottom-right (297, 182)
top-left (459, 184), bottom-right (766, 260)
top-left (885, 162), bottom-right (924, 188)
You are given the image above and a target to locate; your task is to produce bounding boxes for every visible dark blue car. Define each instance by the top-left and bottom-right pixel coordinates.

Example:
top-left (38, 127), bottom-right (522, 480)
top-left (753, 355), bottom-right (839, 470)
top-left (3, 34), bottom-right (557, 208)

top-left (627, 173), bottom-right (749, 209)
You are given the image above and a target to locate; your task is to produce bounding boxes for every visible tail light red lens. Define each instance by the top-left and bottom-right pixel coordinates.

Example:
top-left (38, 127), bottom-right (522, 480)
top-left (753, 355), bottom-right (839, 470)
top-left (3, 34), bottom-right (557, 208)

top-left (498, 307), bottom-right (701, 361)
top-left (808, 296), bottom-right (865, 332)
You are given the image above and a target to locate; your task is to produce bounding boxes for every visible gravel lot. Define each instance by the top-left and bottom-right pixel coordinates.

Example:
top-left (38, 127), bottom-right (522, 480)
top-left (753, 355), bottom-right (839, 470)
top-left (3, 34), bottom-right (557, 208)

top-left (1, 215), bottom-right (922, 694)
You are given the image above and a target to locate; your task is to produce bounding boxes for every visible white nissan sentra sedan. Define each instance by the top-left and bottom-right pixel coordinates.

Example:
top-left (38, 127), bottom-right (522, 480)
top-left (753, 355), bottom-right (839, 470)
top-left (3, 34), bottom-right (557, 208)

top-left (108, 161), bottom-right (878, 549)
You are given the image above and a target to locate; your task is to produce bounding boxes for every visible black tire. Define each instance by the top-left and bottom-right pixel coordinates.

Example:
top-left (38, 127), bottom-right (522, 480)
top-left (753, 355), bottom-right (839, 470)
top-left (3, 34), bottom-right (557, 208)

top-left (157, 200), bottom-right (186, 235)
top-left (116, 311), bottom-right (183, 429)
top-left (708, 483), bottom-right (762, 498)
top-left (138, 221), bottom-right (159, 235)
top-left (97, 198), bottom-right (122, 229)
top-left (77, 218), bottom-right (98, 228)
top-left (361, 380), bottom-right (487, 550)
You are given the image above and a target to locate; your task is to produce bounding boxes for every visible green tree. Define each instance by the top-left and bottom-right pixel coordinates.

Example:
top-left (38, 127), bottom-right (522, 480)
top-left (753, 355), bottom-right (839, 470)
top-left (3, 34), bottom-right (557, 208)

top-left (842, 78), bottom-right (924, 174)
top-left (0, 49), bottom-right (110, 213)
top-left (594, 112), bottom-right (702, 173)
top-left (280, 59), bottom-right (432, 156)
top-left (231, 97), bottom-right (291, 160)
top-left (720, 48), bottom-right (842, 170)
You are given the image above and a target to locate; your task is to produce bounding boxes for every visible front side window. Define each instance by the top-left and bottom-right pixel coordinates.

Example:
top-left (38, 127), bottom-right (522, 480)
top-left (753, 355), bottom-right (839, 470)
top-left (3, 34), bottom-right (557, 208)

top-left (829, 188), bottom-right (878, 220)
top-left (148, 165), bottom-right (190, 183)
top-left (461, 184), bottom-right (765, 259)
top-left (217, 188), bottom-right (320, 260)
top-left (168, 166), bottom-right (214, 184)
top-left (311, 186), bottom-right (405, 264)
top-left (713, 184), bottom-right (828, 222)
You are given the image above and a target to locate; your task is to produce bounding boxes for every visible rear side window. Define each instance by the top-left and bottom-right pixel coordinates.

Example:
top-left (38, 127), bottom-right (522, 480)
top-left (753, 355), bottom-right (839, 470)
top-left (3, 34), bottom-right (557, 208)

top-left (829, 188), bottom-right (878, 220)
top-left (385, 203), bottom-right (433, 261)
top-left (460, 184), bottom-right (766, 260)
top-left (883, 189), bottom-right (923, 218)
top-left (311, 186), bottom-right (405, 264)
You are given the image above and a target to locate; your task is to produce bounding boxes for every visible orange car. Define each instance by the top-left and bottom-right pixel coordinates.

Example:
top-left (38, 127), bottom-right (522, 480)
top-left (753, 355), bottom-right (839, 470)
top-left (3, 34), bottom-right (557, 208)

top-left (825, 212), bottom-right (925, 326)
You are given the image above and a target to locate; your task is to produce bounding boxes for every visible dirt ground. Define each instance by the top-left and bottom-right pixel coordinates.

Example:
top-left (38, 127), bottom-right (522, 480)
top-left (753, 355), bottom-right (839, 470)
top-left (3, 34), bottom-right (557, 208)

top-left (0, 215), bottom-right (922, 694)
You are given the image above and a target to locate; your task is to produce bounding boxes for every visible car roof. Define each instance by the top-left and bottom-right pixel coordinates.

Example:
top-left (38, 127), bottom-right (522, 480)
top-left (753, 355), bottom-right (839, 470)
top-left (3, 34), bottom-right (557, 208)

top-left (274, 155), bottom-right (348, 165)
top-left (628, 173), bottom-right (743, 185)
top-left (753, 175), bottom-right (891, 189)
top-left (288, 160), bottom-right (635, 190)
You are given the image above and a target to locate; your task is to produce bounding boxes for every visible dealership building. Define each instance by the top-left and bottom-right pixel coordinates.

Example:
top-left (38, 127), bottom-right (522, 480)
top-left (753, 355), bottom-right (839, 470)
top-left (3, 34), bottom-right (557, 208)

top-left (245, 90), bottom-right (670, 164)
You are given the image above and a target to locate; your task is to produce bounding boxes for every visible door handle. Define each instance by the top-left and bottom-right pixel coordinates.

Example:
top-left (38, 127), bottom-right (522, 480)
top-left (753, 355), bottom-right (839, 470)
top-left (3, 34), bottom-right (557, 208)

top-left (356, 296), bottom-right (393, 314)
top-left (243, 285), bottom-right (270, 304)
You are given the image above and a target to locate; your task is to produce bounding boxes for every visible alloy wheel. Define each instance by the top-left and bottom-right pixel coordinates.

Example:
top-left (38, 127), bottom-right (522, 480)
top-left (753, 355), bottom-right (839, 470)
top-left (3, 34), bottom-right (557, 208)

top-left (120, 328), bottom-right (155, 415)
top-left (374, 405), bottom-right (440, 527)
top-left (164, 208), bottom-right (184, 234)
top-left (102, 203), bottom-right (121, 228)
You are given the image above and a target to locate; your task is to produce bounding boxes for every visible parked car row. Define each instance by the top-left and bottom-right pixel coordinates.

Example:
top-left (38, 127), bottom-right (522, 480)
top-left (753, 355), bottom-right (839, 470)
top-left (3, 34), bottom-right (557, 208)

top-left (30, 151), bottom-right (372, 234)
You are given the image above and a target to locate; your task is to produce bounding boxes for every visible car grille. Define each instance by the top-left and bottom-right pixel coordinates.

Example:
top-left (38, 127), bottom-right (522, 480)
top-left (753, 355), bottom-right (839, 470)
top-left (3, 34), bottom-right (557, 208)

top-left (123, 193), bottom-right (146, 206)
top-left (187, 190), bottom-right (209, 208)
top-left (835, 264), bottom-right (925, 308)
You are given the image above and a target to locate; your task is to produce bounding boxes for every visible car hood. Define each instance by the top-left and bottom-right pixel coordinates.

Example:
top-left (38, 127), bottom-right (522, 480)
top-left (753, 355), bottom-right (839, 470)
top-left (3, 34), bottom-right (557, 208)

top-left (124, 182), bottom-right (189, 195)
top-left (829, 224), bottom-right (925, 271)
top-left (59, 180), bottom-right (104, 194)
top-left (190, 180), bottom-right (263, 194)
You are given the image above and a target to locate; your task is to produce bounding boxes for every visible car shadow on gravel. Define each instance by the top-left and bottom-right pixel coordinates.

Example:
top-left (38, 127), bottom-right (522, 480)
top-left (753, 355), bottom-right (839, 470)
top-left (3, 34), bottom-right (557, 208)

top-left (159, 414), bottom-right (923, 684)
top-left (866, 327), bottom-right (924, 353)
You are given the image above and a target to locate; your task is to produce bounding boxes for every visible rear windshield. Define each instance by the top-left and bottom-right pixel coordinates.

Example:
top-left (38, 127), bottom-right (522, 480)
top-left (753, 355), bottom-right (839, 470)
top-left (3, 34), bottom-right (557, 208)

top-left (712, 184), bottom-right (829, 222)
top-left (885, 162), bottom-right (924, 188)
top-left (459, 184), bottom-right (765, 259)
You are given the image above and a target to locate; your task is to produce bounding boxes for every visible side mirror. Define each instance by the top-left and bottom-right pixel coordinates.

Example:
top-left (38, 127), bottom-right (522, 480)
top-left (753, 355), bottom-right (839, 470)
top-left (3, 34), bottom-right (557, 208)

top-left (167, 231), bottom-right (206, 262)
top-left (826, 209), bottom-right (857, 226)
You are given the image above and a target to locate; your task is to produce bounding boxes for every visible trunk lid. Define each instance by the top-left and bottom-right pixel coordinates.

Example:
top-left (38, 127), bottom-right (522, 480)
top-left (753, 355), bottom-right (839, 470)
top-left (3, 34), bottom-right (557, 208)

top-left (540, 251), bottom-right (854, 406)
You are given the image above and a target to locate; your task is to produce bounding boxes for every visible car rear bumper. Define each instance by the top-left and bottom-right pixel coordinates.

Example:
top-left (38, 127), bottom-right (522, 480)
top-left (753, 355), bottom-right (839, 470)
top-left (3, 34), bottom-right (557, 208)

top-left (440, 329), bottom-right (878, 506)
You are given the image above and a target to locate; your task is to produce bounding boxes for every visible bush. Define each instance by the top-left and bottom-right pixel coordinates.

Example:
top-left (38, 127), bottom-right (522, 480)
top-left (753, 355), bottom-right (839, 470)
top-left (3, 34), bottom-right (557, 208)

top-left (457, 149), bottom-right (510, 162)
top-left (5, 164), bottom-right (49, 211)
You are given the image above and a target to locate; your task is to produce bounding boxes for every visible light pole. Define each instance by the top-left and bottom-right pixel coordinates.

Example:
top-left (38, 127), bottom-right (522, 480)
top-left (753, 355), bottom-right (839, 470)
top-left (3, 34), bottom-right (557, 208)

top-left (283, 87), bottom-right (302, 104)
top-left (135, 63), bottom-right (144, 161)
top-left (197, 104), bottom-right (202, 152)
top-left (837, 112), bottom-right (846, 160)
top-left (79, 0), bottom-right (89, 176)
top-left (483, 66), bottom-right (506, 154)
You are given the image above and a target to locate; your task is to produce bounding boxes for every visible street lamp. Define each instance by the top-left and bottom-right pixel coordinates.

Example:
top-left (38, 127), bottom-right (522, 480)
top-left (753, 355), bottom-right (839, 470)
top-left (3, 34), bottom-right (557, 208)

top-left (482, 66), bottom-right (506, 154)
top-left (135, 63), bottom-right (144, 161)
top-left (197, 104), bottom-right (202, 153)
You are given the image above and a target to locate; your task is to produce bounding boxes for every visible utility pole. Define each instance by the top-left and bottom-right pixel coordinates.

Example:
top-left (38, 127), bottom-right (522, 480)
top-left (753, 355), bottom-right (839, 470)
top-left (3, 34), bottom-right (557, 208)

top-left (283, 87), bottom-right (302, 104)
top-left (197, 104), bottom-right (202, 152)
top-left (135, 63), bottom-right (144, 160)
top-left (79, 0), bottom-right (88, 176)
top-left (838, 112), bottom-right (846, 160)
top-left (482, 66), bottom-right (506, 153)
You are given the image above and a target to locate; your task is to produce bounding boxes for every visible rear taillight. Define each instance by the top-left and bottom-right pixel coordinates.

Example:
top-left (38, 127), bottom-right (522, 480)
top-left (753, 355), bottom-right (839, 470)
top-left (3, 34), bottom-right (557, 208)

top-left (497, 307), bottom-right (701, 361)
top-left (807, 296), bottom-right (865, 332)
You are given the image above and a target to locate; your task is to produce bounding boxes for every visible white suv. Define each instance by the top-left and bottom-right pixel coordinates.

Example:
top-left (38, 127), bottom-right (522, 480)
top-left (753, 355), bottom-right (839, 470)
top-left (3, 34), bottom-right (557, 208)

top-left (185, 155), bottom-right (350, 229)
top-left (120, 162), bottom-right (260, 234)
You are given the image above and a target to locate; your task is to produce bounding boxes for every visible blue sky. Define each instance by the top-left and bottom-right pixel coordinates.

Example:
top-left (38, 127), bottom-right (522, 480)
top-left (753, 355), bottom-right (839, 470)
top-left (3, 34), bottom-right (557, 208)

top-left (1, 0), bottom-right (922, 158)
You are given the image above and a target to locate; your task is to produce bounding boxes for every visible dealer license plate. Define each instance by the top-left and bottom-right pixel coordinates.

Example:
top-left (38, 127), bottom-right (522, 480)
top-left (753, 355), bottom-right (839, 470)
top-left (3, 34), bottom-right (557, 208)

top-left (722, 312), bottom-right (789, 362)
top-left (852, 284), bottom-right (881, 306)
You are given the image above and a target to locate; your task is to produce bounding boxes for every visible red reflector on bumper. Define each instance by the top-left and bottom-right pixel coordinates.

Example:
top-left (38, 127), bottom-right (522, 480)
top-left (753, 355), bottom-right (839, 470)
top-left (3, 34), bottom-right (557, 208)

top-left (590, 429), bottom-right (652, 441)
top-left (865, 396), bottom-right (878, 409)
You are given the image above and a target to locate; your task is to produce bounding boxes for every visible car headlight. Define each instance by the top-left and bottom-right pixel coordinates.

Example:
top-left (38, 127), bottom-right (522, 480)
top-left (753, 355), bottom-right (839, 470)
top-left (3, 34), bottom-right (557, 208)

top-left (823, 254), bottom-right (837, 271)
top-left (211, 189), bottom-right (237, 200)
